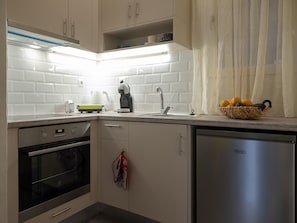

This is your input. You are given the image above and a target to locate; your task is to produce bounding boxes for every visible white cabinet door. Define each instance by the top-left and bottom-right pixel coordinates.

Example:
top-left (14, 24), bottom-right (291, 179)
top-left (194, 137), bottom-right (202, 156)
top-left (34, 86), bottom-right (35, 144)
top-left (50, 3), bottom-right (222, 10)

top-left (135, 0), bottom-right (174, 25)
top-left (101, 0), bottom-right (174, 32)
top-left (128, 122), bottom-right (188, 223)
top-left (68, 0), bottom-right (98, 51)
top-left (99, 121), bottom-right (129, 210)
top-left (7, 0), bottom-right (98, 52)
top-left (101, 0), bottom-right (132, 32)
top-left (7, 0), bottom-right (68, 36)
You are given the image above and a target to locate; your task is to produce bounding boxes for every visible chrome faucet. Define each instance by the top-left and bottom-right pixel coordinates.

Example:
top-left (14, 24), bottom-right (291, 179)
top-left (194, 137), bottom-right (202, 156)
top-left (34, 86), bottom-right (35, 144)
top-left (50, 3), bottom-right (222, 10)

top-left (156, 86), bottom-right (170, 114)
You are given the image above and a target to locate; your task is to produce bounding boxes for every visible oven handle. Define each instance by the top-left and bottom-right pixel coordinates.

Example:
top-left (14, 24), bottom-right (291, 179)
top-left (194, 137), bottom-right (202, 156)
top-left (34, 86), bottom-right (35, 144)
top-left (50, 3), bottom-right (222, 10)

top-left (28, 140), bottom-right (90, 157)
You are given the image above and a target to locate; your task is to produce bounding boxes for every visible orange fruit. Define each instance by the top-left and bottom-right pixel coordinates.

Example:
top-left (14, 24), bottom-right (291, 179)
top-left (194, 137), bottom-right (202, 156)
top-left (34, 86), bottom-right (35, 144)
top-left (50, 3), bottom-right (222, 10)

top-left (219, 99), bottom-right (230, 107)
top-left (242, 99), bottom-right (253, 106)
top-left (230, 97), bottom-right (241, 105)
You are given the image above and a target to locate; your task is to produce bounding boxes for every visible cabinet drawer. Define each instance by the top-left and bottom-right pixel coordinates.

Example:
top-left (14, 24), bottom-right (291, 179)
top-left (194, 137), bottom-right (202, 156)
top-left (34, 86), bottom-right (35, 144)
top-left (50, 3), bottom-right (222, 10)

top-left (101, 121), bottom-right (129, 140)
top-left (23, 194), bottom-right (93, 223)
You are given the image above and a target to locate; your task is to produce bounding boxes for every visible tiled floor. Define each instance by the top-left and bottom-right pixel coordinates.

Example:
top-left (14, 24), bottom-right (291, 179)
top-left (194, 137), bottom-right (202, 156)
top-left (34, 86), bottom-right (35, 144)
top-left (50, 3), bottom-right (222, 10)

top-left (61, 203), bottom-right (159, 223)
top-left (85, 214), bottom-right (125, 223)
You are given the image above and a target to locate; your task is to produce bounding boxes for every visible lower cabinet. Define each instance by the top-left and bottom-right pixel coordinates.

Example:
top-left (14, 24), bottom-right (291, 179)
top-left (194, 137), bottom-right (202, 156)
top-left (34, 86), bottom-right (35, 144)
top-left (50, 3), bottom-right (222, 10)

top-left (99, 121), bottom-right (129, 210)
top-left (23, 194), bottom-right (94, 223)
top-left (99, 121), bottom-right (190, 223)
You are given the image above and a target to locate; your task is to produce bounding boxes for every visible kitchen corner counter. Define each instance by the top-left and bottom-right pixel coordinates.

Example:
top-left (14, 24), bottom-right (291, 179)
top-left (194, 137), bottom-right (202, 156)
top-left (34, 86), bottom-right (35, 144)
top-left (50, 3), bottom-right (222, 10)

top-left (192, 115), bottom-right (297, 132)
top-left (7, 113), bottom-right (100, 128)
top-left (98, 112), bottom-right (297, 132)
top-left (7, 112), bottom-right (297, 132)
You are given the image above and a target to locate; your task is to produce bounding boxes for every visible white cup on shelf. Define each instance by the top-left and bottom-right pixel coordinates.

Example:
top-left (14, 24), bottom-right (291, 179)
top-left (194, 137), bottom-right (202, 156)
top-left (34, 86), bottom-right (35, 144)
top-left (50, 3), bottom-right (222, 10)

top-left (147, 35), bottom-right (156, 44)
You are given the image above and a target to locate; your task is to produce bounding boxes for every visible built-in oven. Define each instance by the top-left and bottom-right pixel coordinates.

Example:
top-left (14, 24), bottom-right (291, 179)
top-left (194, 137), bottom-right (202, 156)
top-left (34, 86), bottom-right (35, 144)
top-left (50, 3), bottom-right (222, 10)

top-left (18, 121), bottom-right (91, 222)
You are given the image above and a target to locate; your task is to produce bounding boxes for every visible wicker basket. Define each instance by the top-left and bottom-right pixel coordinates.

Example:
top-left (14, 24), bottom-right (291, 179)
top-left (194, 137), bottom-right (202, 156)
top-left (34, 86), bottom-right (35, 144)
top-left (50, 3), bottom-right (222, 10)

top-left (219, 106), bottom-right (270, 120)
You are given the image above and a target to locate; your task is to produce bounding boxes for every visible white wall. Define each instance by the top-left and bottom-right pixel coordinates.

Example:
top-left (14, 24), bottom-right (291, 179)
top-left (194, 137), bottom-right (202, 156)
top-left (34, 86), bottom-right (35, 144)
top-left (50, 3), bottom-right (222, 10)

top-left (7, 44), bottom-right (194, 115)
top-left (0, 0), bottom-right (8, 221)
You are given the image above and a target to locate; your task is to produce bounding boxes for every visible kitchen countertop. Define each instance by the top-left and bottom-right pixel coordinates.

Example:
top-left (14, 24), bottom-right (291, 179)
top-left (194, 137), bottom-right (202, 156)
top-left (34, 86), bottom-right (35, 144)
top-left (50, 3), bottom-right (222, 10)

top-left (7, 113), bottom-right (100, 128)
top-left (7, 112), bottom-right (297, 132)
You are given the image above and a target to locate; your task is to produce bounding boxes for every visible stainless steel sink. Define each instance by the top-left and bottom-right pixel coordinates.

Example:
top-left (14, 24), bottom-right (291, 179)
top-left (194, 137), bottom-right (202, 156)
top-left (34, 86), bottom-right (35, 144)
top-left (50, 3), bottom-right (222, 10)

top-left (138, 112), bottom-right (197, 118)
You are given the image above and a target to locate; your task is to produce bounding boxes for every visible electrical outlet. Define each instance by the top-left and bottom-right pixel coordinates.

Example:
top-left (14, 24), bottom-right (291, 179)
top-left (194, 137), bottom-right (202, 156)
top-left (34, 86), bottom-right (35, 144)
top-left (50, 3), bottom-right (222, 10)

top-left (78, 79), bottom-right (84, 87)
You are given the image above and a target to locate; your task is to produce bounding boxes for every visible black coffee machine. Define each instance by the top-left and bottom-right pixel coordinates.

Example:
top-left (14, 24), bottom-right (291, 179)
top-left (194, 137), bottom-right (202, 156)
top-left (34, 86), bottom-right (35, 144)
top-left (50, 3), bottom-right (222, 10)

top-left (118, 80), bottom-right (133, 112)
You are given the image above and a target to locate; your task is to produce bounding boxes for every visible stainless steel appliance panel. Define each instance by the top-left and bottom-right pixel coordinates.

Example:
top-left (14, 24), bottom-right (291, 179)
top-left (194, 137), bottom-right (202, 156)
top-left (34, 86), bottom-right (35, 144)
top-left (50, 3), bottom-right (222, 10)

top-left (196, 129), bottom-right (295, 223)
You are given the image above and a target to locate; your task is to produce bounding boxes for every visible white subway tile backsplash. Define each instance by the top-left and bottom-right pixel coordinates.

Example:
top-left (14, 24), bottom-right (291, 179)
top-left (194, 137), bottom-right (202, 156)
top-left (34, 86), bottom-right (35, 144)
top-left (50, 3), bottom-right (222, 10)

top-left (164, 93), bottom-right (179, 103)
top-left (25, 71), bottom-right (45, 82)
top-left (54, 84), bottom-right (72, 93)
top-left (63, 75), bottom-right (79, 84)
top-left (170, 104), bottom-right (190, 113)
top-left (180, 93), bottom-right (193, 103)
top-left (171, 61), bottom-right (189, 72)
top-left (8, 45), bottom-right (46, 61)
top-left (63, 94), bottom-right (81, 103)
top-left (13, 82), bottom-right (35, 92)
top-left (71, 86), bottom-right (86, 94)
top-left (137, 66), bottom-right (153, 74)
top-left (131, 94), bottom-right (145, 103)
top-left (124, 67), bottom-right (138, 76)
top-left (36, 104), bottom-right (57, 114)
top-left (8, 69), bottom-right (24, 80)
top-left (180, 50), bottom-right (193, 63)
top-left (54, 104), bottom-right (66, 113)
top-left (13, 104), bottom-right (35, 115)
top-left (168, 51), bottom-right (180, 62)
top-left (127, 75), bottom-right (145, 85)
top-left (46, 94), bottom-right (64, 103)
top-left (45, 74), bottom-right (63, 84)
top-left (171, 82), bottom-right (189, 92)
top-left (161, 72), bottom-right (179, 83)
top-left (24, 94), bottom-right (45, 104)
top-left (180, 71), bottom-right (194, 81)
top-left (10, 58), bottom-right (36, 71)
top-left (33, 62), bottom-right (55, 73)
top-left (145, 94), bottom-right (163, 103)
top-left (144, 74), bottom-right (161, 84)
top-left (153, 64), bottom-right (170, 73)
top-left (36, 83), bottom-right (54, 93)
top-left (131, 84), bottom-right (154, 93)
top-left (8, 93), bottom-right (24, 104)
top-left (7, 81), bottom-right (13, 92)
top-left (7, 45), bottom-right (194, 115)
top-left (152, 83), bottom-right (170, 92)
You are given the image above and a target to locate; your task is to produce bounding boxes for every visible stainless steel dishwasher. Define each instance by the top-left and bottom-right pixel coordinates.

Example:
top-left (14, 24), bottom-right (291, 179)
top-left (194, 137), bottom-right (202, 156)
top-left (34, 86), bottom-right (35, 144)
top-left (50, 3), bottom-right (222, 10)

top-left (196, 128), bottom-right (295, 223)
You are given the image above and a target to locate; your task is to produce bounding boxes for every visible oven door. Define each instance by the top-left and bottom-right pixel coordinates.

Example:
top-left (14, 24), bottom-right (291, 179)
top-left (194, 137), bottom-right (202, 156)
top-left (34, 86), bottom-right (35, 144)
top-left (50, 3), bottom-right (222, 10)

top-left (19, 138), bottom-right (90, 219)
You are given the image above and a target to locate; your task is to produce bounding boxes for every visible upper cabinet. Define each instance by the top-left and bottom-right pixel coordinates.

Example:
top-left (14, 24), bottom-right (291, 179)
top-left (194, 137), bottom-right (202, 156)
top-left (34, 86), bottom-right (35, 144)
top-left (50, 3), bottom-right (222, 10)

top-left (68, 0), bottom-right (98, 51)
top-left (102, 0), bottom-right (174, 32)
top-left (7, 0), bottom-right (67, 35)
top-left (7, 0), bottom-right (98, 52)
top-left (100, 0), bottom-right (191, 51)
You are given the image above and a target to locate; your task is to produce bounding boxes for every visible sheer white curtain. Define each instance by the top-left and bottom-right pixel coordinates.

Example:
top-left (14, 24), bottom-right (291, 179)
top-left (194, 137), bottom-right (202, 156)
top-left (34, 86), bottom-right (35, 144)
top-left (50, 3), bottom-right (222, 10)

top-left (192, 0), bottom-right (297, 117)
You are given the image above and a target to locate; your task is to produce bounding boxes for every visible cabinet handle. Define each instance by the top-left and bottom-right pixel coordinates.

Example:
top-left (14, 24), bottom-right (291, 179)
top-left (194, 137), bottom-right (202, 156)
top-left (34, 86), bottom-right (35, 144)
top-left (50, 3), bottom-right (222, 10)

top-left (135, 2), bottom-right (140, 16)
top-left (128, 3), bottom-right (132, 18)
top-left (104, 124), bottom-right (121, 128)
top-left (52, 207), bottom-right (71, 218)
top-left (63, 19), bottom-right (67, 36)
top-left (179, 134), bottom-right (184, 155)
top-left (71, 22), bottom-right (75, 38)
